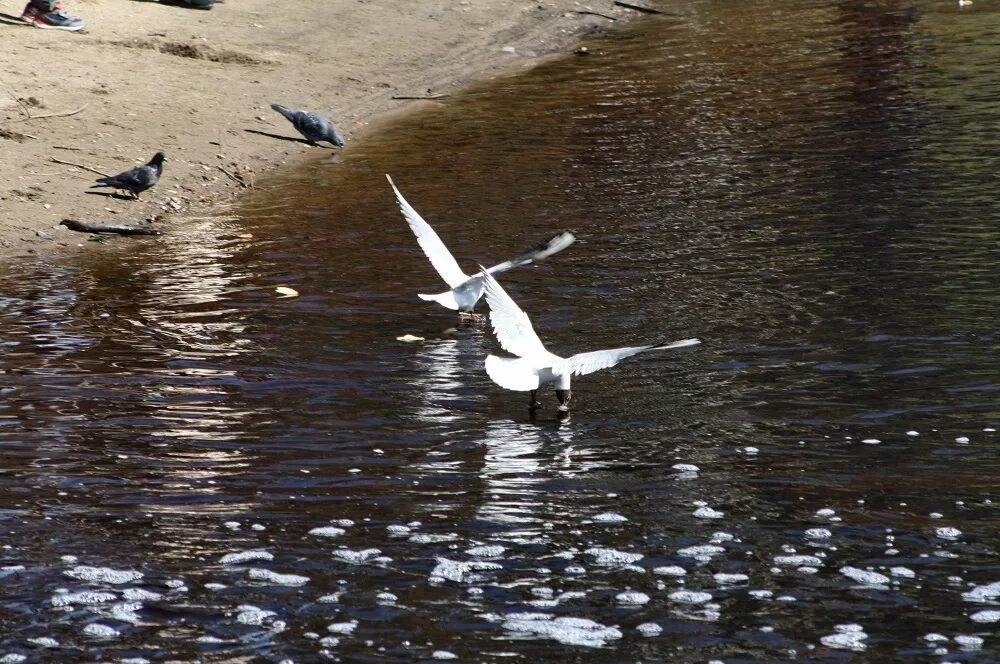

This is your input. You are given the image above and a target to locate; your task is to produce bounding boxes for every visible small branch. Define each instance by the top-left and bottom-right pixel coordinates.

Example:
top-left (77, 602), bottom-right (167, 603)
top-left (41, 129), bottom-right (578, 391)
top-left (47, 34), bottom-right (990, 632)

top-left (217, 165), bottom-right (249, 188)
top-left (51, 156), bottom-right (109, 177)
top-left (614, 1), bottom-right (665, 14)
top-left (61, 219), bottom-right (163, 236)
top-left (18, 102), bottom-right (89, 121)
top-left (391, 93), bottom-right (450, 100)
top-left (573, 10), bottom-right (617, 20)
top-left (5, 89), bottom-right (31, 119)
top-left (53, 145), bottom-right (82, 151)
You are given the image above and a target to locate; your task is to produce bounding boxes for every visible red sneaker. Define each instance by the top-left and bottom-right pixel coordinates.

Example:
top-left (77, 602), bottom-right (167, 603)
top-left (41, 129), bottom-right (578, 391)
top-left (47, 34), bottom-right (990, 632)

top-left (21, 1), bottom-right (85, 30)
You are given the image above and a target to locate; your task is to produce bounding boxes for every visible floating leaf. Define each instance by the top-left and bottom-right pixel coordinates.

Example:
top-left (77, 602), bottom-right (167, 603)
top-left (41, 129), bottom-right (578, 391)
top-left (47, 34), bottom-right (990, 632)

top-left (396, 334), bottom-right (425, 342)
top-left (274, 286), bottom-right (299, 298)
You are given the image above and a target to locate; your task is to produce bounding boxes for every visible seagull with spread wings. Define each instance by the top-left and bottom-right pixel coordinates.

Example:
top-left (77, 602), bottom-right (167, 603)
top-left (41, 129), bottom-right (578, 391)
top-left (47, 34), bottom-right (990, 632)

top-left (480, 269), bottom-right (700, 416)
top-left (387, 174), bottom-right (575, 322)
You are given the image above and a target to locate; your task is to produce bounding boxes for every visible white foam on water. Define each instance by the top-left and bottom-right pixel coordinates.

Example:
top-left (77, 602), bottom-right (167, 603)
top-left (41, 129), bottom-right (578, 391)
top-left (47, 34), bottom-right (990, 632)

top-left (246, 569), bottom-right (309, 586)
top-left (317, 593), bottom-right (341, 603)
top-left (0, 655), bottom-right (26, 664)
top-left (969, 609), bottom-right (1000, 623)
top-left (236, 605), bottom-right (277, 625)
top-left (749, 590), bottom-right (773, 599)
top-left (309, 527), bottom-right (347, 538)
top-left (108, 602), bottom-right (143, 624)
top-left (60, 555), bottom-right (78, 564)
top-left (64, 566), bottom-right (143, 585)
top-left (672, 463), bottom-right (700, 472)
top-left (742, 447), bottom-right (759, 455)
top-left (805, 528), bottom-right (832, 539)
top-left (935, 527), bottom-right (962, 540)
top-left (82, 623), bottom-right (120, 639)
top-left (119, 658), bottom-right (151, 664)
top-left (499, 613), bottom-right (622, 648)
top-left (669, 590), bottom-right (712, 604)
top-left (677, 544), bottom-right (725, 559)
top-left (954, 635), bottom-right (984, 650)
top-left (889, 567), bottom-right (915, 579)
top-left (219, 550), bottom-right (273, 565)
top-left (432, 651), bottom-right (458, 660)
top-left (430, 558), bottom-right (502, 583)
top-left (840, 566), bottom-right (890, 587)
top-left (122, 588), bottom-right (162, 601)
top-left (584, 548), bottom-right (643, 567)
top-left (774, 555), bottom-right (822, 566)
top-left (955, 436), bottom-right (970, 444)
top-left (319, 636), bottom-right (340, 647)
top-left (327, 620), bottom-right (358, 634)
top-left (929, 512), bottom-right (943, 519)
top-left (615, 591), bottom-right (650, 605)
top-left (25, 638), bottom-right (58, 648)
top-left (409, 533), bottom-right (459, 544)
top-left (714, 573), bottom-right (749, 585)
top-left (820, 627), bottom-right (867, 652)
top-left (333, 519), bottom-right (355, 527)
top-left (51, 590), bottom-right (117, 607)
top-left (386, 525), bottom-right (411, 536)
top-left (693, 506), bottom-right (724, 519)
top-left (331, 548), bottom-right (383, 564)
top-left (861, 438), bottom-right (880, 445)
top-left (223, 521), bottom-right (240, 530)
top-left (564, 565), bottom-right (586, 575)
top-left (588, 513), bottom-right (628, 524)
top-left (376, 592), bottom-right (397, 604)
top-left (465, 545), bottom-right (506, 558)
top-left (906, 430), bottom-right (919, 436)
top-left (962, 581), bottom-right (1000, 602)
top-left (922, 633), bottom-right (948, 642)
top-left (815, 508), bottom-right (836, 518)
top-left (636, 622), bottom-right (662, 636)
top-left (653, 565), bottom-right (687, 577)
top-left (0, 566), bottom-right (25, 577)
top-left (196, 636), bottom-right (225, 644)
top-left (204, 583), bottom-right (227, 591)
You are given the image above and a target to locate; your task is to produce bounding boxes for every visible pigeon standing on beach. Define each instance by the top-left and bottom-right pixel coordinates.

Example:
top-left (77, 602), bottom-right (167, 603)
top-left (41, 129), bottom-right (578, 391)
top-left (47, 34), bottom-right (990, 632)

top-left (270, 104), bottom-right (345, 147)
top-left (91, 152), bottom-right (166, 200)
top-left (387, 174), bottom-right (575, 320)
top-left (480, 269), bottom-right (700, 416)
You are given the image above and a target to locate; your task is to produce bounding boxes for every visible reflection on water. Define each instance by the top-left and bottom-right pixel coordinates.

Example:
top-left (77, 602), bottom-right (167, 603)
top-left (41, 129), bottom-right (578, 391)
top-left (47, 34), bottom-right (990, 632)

top-left (2, 0), bottom-right (1000, 660)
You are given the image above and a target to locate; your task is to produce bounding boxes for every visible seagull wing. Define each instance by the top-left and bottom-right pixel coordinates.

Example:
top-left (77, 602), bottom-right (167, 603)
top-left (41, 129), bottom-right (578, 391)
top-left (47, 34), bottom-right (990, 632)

top-left (555, 338), bottom-right (700, 377)
top-left (387, 175), bottom-right (468, 288)
top-left (485, 231), bottom-right (576, 275)
top-left (481, 269), bottom-right (549, 359)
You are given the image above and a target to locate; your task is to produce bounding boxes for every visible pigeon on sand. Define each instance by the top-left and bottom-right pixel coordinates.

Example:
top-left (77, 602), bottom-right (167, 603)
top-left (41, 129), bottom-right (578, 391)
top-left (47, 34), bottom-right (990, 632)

top-left (387, 174), bottom-right (575, 320)
top-left (270, 104), bottom-right (345, 147)
top-left (480, 269), bottom-right (700, 415)
top-left (91, 152), bottom-right (165, 200)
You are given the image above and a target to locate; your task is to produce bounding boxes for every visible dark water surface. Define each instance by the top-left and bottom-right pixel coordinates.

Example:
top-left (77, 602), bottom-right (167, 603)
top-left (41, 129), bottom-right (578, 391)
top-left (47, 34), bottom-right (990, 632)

top-left (2, 1), bottom-right (1000, 661)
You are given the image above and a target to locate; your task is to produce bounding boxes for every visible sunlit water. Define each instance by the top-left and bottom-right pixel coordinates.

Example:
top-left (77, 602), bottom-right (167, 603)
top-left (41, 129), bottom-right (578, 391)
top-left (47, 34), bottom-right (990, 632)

top-left (2, 1), bottom-right (999, 661)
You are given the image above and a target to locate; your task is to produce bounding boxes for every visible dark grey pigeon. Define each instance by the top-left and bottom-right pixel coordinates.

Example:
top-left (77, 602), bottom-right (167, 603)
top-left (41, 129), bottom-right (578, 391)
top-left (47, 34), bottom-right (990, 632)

top-left (91, 152), bottom-right (165, 200)
top-left (270, 104), bottom-right (345, 147)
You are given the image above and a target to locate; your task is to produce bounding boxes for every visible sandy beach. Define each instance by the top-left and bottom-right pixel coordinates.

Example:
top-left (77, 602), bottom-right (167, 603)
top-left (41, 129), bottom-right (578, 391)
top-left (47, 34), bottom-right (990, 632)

top-left (0, 0), bottom-right (640, 259)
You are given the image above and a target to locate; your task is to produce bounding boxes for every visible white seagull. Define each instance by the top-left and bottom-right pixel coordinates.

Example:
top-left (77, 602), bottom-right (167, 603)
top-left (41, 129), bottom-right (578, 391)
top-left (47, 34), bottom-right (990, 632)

top-left (387, 175), bottom-right (575, 320)
top-left (481, 269), bottom-right (700, 415)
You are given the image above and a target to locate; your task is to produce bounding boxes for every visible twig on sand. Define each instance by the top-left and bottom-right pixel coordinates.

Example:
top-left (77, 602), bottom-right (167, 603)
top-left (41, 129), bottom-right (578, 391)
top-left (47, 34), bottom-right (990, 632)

top-left (5, 89), bottom-right (32, 119)
top-left (61, 219), bottom-right (163, 236)
top-left (17, 102), bottom-right (89, 121)
top-left (613, 1), bottom-right (665, 14)
top-left (573, 10), bottom-right (617, 20)
top-left (50, 156), bottom-right (109, 177)
top-left (217, 165), bottom-right (250, 188)
top-left (391, 93), bottom-right (450, 100)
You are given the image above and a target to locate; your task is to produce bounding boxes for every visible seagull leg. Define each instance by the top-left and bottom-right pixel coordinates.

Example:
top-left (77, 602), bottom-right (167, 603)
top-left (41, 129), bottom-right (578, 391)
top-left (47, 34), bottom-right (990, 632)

top-left (528, 390), bottom-right (541, 413)
top-left (555, 389), bottom-right (572, 415)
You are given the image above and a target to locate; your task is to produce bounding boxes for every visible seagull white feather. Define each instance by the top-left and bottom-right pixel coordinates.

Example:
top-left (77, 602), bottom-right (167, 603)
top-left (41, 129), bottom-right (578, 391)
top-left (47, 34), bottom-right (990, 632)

top-left (387, 174), bottom-right (575, 313)
top-left (480, 269), bottom-right (700, 413)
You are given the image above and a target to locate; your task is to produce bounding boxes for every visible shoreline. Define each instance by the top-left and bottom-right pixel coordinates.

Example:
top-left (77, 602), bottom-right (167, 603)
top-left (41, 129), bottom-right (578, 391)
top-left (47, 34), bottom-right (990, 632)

top-left (0, 0), bottom-right (642, 260)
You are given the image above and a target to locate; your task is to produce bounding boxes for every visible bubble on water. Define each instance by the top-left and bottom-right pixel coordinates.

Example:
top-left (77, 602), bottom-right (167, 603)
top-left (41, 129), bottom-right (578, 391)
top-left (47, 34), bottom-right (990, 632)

top-left (961, 581), bottom-right (1000, 602)
top-left (120, 658), bottom-right (151, 664)
top-left (219, 550), bottom-right (273, 565)
top-left (465, 545), bottom-right (506, 558)
top-left (668, 590), bottom-right (712, 604)
top-left (432, 651), bottom-right (458, 660)
top-left (815, 508), bottom-right (836, 518)
top-left (798, 566), bottom-right (819, 575)
top-left (955, 436), bottom-right (970, 444)
top-left (820, 624), bottom-right (867, 651)
top-left (250, 524), bottom-right (266, 531)
top-left (236, 605), bottom-right (277, 625)
top-left (840, 566), bottom-right (890, 587)
top-left (775, 595), bottom-right (797, 602)
top-left (861, 439), bottom-right (880, 445)
top-left (742, 447), bottom-right (759, 455)
top-left (969, 610), bottom-right (1000, 624)
top-left (923, 633), bottom-right (948, 643)
top-left (677, 544), bottom-right (724, 560)
top-left (319, 636), bottom-right (340, 647)
top-left (247, 569), bottom-right (310, 586)
top-left (805, 528), bottom-right (832, 539)
top-left (584, 548), bottom-right (643, 567)
top-left (710, 532), bottom-right (735, 543)
top-left (564, 565), bottom-right (586, 575)
top-left (636, 622), bottom-right (662, 636)
top-left (60, 555), bottom-right (78, 564)
top-left (954, 635), bottom-right (984, 650)
top-left (204, 583), bottom-right (227, 591)
top-left (693, 506), bottom-right (724, 519)
top-left (498, 613), bottom-right (622, 648)
top-left (653, 565), bottom-right (686, 577)
top-left (64, 566), bottom-right (143, 585)
top-left (672, 463), bottom-right (699, 473)
top-left (25, 637), bottom-right (58, 648)
top-left (430, 558), bottom-right (502, 583)
top-left (309, 527), bottom-right (347, 538)
top-left (386, 525), bottom-right (411, 536)
top-left (223, 521), bottom-right (241, 530)
top-left (890, 567), bottom-right (915, 579)
top-left (587, 513), bottom-right (628, 524)
top-left (616, 591), bottom-right (650, 605)
top-left (906, 430), bottom-right (919, 436)
top-left (331, 548), bottom-right (383, 564)
top-left (409, 533), bottom-right (459, 544)
top-left (317, 593), bottom-right (341, 603)
top-left (196, 636), bottom-right (225, 644)
top-left (51, 590), bottom-right (117, 607)
top-left (935, 527), bottom-right (962, 540)
top-left (929, 512), bottom-right (943, 519)
top-left (82, 623), bottom-right (120, 640)
top-left (0, 654), bottom-right (26, 664)
top-left (327, 620), bottom-right (358, 635)
top-left (774, 554), bottom-right (822, 567)
top-left (376, 592), bottom-right (397, 604)
top-left (749, 590), bottom-right (773, 599)
top-left (108, 601), bottom-right (143, 624)
top-left (714, 573), bottom-right (748, 585)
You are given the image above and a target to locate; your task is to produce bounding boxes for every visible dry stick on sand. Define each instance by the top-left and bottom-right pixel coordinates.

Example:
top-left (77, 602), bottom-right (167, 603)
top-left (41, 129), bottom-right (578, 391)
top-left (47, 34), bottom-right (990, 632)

top-left (613, 1), bottom-right (665, 14)
top-left (16, 102), bottom-right (90, 121)
top-left (573, 10), bottom-right (617, 20)
top-left (51, 157), bottom-right (109, 178)
top-left (217, 165), bottom-right (250, 188)
top-left (390, 93), bottom-right (451, 100)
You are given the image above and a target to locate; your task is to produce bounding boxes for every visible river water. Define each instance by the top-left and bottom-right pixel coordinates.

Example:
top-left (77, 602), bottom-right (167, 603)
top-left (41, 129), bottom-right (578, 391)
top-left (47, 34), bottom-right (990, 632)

top-left (1, 1), bottom-right (999, 661)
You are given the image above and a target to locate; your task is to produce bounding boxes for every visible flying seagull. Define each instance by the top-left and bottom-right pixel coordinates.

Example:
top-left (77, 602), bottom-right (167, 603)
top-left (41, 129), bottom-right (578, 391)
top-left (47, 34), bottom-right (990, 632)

top-left (270, 104), bottom-right (345, 147)
top-left (387, 174), bottom-right (575, 320)
top-left (481, 269), bottom-right (700, 416)
top-left (91, 151), bottom-right (165, 200)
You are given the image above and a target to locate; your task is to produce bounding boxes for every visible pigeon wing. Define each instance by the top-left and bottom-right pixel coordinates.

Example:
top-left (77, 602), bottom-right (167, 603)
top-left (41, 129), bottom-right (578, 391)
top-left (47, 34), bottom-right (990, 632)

top-left (386, 175), bottom-right (468, 288)
top-left (555, 338), bottom-right (700, 377)
top-left (485, 231), bottom-right (576, 275)
top-left (481, 269), bottom-right (549, 359)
